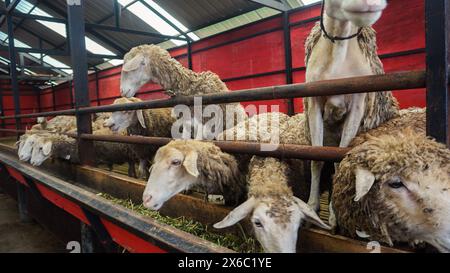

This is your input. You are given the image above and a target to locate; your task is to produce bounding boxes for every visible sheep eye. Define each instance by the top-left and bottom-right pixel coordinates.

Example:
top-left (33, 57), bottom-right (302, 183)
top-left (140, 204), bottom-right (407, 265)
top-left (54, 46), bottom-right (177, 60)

top-left (171, 159), bottom-right (181, 166)
top-left (388, 179), bottom-right (404, 189)
top-left (253, 219), bottom-right (263, 228)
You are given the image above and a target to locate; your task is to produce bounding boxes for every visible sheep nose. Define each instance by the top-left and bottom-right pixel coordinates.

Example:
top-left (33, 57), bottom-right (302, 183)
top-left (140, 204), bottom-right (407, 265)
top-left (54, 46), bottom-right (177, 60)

top-left (143, 194), bottom-right (152, 204)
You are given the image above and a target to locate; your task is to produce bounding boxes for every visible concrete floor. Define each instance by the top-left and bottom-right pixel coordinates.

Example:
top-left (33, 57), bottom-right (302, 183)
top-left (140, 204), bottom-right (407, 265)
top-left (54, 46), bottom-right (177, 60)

top-left (0, 191), bottom-right (66, 253)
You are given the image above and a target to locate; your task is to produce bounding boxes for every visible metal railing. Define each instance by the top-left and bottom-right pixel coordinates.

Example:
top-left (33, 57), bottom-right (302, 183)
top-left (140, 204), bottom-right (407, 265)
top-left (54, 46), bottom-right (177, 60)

top-left (0, 68), bottom-right (443, 163)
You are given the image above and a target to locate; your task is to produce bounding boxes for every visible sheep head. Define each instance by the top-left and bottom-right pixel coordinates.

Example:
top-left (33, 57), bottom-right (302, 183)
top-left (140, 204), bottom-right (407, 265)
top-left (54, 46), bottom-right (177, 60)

top-left (120, 45), bottom-right (162, 98)
top-left (104, 97), bottom-right (146, 132)
top-left (325, 0), bottom-right (387, 27)
top-left (30, 138), bottom-right (52, 166)
top-left (18, 134), bottom-right (39, 162)
top-left (334, 129), bottom-right (450, 252)
top-left (214, 196), bottom-right (329, 253)
top-left (143, 140), bottom-right (202, 210)
top-left (214, 157), bottom-right (330, 253)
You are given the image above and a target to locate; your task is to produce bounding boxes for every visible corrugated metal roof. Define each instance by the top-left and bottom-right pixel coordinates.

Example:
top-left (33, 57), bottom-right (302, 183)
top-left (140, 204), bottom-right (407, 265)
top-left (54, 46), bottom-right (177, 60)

top-left (0, 0), bottom-right (317, 80)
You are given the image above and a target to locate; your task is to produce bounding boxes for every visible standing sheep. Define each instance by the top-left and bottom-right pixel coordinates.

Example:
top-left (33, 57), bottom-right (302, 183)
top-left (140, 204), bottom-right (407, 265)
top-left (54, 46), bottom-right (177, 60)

top-left (304, 0), bottom-right (399, 211)
top-left (332, 109), bottom-right (450, 252)
top-left (119, 44), bottom-right (247, 139)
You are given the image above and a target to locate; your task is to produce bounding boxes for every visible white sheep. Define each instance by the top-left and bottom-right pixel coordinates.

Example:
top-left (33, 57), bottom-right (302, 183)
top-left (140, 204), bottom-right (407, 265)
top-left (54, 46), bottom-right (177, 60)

top-left (143, 112), bottom-right (328, 252)
top-left (104, 97), bottom-right (175, 178)
top-left (142, 139), bottom-right (248, 210)
top-left (142, 112), bottom-right (289, 211)
top-left (119, 44), bottom-right (247, 140)
top-left (17, 115), bottom-right (77, 161)
top-left (29, 129), bottom-right (139, 178)
top-left (304, 0), bottom-right (399, 212)
top-left (214, 156), bottom-right (330, 253)
top-left (332, 109), bottom-right (450, 252)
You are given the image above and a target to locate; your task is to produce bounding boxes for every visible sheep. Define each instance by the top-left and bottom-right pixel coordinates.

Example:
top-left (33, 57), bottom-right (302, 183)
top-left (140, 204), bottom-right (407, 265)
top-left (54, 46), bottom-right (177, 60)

top-left (30, 117), bottom-right (48, 131)
top-left (142, 139), bottom-right (248, 211)
top-left (30, 133), bottom-right (78, 166)
top-left (17, 115), bottom-right (77, 161)
top-left (304, 0), bottom-right (399, 212)
top-left (142, 111), bottom-right (328, 252)
top-left (214, 155), bottom-right (330, 253)
top-left (332, 109), bottom-right (450, 252)
top-left (17, 133), bottom-right (42, 162)
top-left (29, 130), bottom-right (139, 178)
top-left (119, 44), bottom-right (247, 140)
top-left (37, 115), bottom-right (76, 134)
top-left (104, 97), bottom-right (175, 178)
top-left (215, 112), bottom-right (331, 253)
top-left (28, 116), bottom-right (140, 178)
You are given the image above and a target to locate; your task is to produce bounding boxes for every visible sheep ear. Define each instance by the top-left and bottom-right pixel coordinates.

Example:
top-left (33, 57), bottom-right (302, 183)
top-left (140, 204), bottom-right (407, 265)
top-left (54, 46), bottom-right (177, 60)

top-left (137, 110), bottom-right (146, 129)
top-left (122, 55), bottom-right (143, 72)
top-left (213, 197), bottom-right (256, 229)
top-left (43, 142), bottom-right (52, 156)
top-left (354, 167), bottom-right (375, 202)
top-left (183, 151), bottom-right (199, 177)
top-left (294, 197), bottom-right (331, 230)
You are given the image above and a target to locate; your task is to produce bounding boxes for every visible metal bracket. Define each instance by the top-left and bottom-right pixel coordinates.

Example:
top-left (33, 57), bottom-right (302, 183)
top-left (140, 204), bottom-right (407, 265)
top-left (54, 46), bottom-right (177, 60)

top-left (81, 208), bottom-right (116, 253)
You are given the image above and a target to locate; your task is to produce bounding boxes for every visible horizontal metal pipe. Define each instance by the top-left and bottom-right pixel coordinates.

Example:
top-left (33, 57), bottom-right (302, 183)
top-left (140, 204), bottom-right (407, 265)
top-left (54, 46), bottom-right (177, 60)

top-left (0, 128), bottom-right (26, 134)
top-left (0, 70), bottom-right (430, 120)
top-left (76, 134), bottom-right (350, 162)
top-left (85, 23), bottom-right (187, 41)
top-left (0, 128), bottom-right (349, 161)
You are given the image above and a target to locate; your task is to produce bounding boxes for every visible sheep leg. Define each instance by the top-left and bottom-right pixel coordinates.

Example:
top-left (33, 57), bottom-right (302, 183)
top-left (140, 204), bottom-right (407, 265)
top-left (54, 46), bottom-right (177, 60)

top-left (328, 200), bottom-right (338, 233)
top-left (339, 94), bottom-right (366, 149)
top-left (307, 98), bottom-right (324, 212)
top-left (138, 159), bottom-right (150, 179)
top-left (128, 161), bottom-right (137, 178)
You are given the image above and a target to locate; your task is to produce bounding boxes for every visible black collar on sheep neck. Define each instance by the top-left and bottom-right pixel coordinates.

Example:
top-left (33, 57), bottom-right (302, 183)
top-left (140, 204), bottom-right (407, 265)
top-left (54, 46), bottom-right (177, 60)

top-left (320, 0), bottom-right (363, 43)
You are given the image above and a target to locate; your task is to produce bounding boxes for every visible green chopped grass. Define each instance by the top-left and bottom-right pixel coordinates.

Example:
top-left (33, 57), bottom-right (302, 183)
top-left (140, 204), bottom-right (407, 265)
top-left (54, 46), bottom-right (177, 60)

top-left (98, 193), bottom-right (262, 253)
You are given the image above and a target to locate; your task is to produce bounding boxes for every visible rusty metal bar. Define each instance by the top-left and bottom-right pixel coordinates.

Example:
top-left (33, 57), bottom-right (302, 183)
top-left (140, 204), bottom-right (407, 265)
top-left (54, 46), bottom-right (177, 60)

top-left (0, 70), bottom-right (433, 120)
top-left (0, 128), bottom-right (25, 134)
top-left (0, 128), bottom-right (349, 161)
top-left (76, 134), bottom-right (350, 162)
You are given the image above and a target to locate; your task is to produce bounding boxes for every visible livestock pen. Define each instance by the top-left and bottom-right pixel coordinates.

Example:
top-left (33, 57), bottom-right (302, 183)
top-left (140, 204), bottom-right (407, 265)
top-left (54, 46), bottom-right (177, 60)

top-left (0, 0), bottom-right (448, 253)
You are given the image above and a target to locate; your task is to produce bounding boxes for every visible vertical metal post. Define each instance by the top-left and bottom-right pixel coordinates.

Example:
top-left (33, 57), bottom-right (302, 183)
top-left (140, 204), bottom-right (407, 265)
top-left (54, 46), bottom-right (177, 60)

top-left (0, 86), bottom-right (4, 129)
top-left (34, 85), bottom-right (41, 114)
top-left (51, 83), bottom-right (56, 111)
top-left (188, 40), bottom-right (193, 70)
top-left (94, 67), bottom-right (101, 106)
top-left (5, 0), bottom-right (21, 131)
top-left (19, 53), bottom-right (25, 76)
top-left (67, 0), bottom-right (94, 165)
top-left (283, 11), bottom-right (295, 116)
top-left (113, 0), bottom-right (121, 28)
top-left (17, 184), bottom-right (32, 222)
top-left (425, 0), bottom-right (449, 147)
top-left (80, 222), bottom-right (95, 253)
top-left (69, 80), bottom-right (74, 108)
top-left (38, 38), bottom-right (44, 66)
